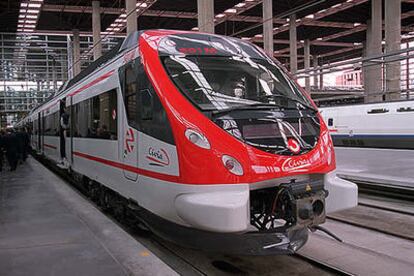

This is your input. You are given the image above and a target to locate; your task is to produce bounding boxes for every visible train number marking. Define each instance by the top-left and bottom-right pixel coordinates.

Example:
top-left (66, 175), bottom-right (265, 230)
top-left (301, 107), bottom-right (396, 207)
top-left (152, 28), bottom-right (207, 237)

top-left (178, 47), bottom-right (218, 55)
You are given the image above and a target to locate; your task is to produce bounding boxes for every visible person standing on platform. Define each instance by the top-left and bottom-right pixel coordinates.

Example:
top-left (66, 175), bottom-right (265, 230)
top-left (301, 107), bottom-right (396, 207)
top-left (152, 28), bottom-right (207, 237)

top-left (23, 127), bottom-right (30, 160)
top-left (15, 129), bottom-right (25, 163)
top-left (3, 129), bottom-right (18, 171)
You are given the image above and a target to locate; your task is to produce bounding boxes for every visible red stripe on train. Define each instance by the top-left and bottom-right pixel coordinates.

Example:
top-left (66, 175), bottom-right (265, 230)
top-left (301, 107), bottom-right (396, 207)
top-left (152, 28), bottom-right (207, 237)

top-left (72, 151), bottom-right (180, 183)
top-left (68, 70), bottom-right (114, 97)
top-left (44, 143), bottom-right (57, 149)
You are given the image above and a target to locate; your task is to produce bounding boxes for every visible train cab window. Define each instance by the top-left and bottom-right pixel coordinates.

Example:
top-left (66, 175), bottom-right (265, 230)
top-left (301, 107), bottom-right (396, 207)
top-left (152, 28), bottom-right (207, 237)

top-left (328, 118), bottom-right (333, 127)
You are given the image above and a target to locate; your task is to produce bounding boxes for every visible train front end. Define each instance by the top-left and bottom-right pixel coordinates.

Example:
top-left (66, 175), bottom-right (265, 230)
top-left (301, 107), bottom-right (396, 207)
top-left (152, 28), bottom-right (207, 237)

top-left (138, 30), bottom-right (357, 255)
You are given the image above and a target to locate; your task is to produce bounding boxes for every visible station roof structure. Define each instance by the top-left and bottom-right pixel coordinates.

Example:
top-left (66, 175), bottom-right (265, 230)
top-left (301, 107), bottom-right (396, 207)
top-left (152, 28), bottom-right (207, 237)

top-left (1, 0), bottom-right (413, 66)
top-left (0, 0), bottom-right (413, 122)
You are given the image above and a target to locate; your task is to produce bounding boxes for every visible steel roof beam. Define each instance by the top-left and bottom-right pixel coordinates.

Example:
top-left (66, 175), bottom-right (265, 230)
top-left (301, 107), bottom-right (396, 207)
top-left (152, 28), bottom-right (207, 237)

top-left (250, 0), bottom-right (369, 42)
top-left (275, 10), bottom-right (414, 56)
top-left (41, 4), bottom-right (362, 29)
top-left (214, 0), bottom-right (263, 26)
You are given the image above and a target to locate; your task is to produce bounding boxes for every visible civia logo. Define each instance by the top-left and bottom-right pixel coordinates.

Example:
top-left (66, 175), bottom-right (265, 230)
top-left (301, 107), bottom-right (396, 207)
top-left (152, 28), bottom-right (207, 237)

top-left (146, 147), bottom-right (170, 167)
top-left (287, 138), bottom-right (301, 154)
top-left (281, 157), bottom-right (311, 172)
top-left (125, 128), bottom-right (135, 153)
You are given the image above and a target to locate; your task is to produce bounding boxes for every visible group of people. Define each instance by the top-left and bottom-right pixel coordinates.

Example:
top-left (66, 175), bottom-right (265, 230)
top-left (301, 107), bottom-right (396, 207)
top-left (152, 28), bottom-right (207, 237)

top-left (0, 128), bottom-right (30, 172)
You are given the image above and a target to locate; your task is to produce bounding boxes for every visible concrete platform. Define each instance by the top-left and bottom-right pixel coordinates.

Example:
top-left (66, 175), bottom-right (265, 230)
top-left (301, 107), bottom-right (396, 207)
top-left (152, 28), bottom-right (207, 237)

top-left (0, 157), bottom-right (177, 276)
top-left (335, 147), bottom-right (414, 187)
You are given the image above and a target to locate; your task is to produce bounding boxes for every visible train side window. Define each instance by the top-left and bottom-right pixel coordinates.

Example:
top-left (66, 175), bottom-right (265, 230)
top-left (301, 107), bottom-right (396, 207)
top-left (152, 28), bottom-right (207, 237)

top-left (120, 61), bottom-right (139, 128)
top-left (43, 112), bottom-right (59, 136)
top-left (72, 89), bottom-right (118, 140)
top-left (367, 108), bottom-right (388, 114)
top-left (136, 63), bottom-right (175, 145)
top-left (328, 118), bottom-right (333, 127)
top-left (140, 89), bottom-right (153, 120)
top-left (397, 107), bottom-right (414, 112)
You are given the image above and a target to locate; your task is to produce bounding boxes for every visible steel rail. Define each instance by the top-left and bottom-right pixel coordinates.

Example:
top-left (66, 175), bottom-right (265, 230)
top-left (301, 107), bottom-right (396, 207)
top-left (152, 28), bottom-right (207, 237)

top-left (344, 178), bottom-right (414, 202)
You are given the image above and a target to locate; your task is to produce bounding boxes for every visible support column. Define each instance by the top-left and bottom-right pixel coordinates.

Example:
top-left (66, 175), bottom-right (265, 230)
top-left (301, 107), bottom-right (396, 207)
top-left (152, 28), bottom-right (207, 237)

top-left (126, 0), bottom-right (137, 35)
top-left (262, 0), bottom-right (273, 55)
top-left (92, 1), bottom-right (102, 60)
top-left (319, 59), bottom-right (324, 90)
top-left (363, 0), bottom-right (383, 103)
top-left (385, 0), bottom-right (401, 100)
top-left (304, 39), bottom-right (311, 92)
top-left (406, 42), bottom-right (410, 92)
top-left (72, 29), bottom-right (81, 76)
top-left (289, 14), bottom-right (297, 76)
top-left (313, 55), bottom-right (318, 88)
top-left (197, 0), bottom-right (214, 33)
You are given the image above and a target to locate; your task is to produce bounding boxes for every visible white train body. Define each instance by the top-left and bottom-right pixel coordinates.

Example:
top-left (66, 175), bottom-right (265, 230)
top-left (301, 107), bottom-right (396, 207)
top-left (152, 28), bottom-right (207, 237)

top-left (320, 100), bottom-right (414, 149)
top-left (17, 30), bottom-right (357, 255)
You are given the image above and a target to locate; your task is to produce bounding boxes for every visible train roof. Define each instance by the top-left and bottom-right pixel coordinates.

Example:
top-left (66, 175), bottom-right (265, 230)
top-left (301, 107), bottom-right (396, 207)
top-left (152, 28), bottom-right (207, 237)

top-left (20, 29), bottom-right (283, 123)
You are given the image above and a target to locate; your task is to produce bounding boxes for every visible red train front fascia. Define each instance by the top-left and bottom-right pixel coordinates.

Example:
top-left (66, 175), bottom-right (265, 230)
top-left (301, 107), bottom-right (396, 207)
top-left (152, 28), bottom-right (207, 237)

top-left (139, 30), bottom-right (335, 185)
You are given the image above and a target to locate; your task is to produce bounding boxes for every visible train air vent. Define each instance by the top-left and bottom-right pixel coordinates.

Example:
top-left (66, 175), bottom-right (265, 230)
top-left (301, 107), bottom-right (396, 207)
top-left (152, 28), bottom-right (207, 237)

top-left (367, 108), bottom-right (389, 114)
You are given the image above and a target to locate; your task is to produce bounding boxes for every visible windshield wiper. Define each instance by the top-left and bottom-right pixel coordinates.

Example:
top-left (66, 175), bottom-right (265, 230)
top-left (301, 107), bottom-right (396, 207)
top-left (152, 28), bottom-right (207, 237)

top-left (211, 103), bottom-right (281, 116)
top-left (258, 94), bottom-right (316, 111)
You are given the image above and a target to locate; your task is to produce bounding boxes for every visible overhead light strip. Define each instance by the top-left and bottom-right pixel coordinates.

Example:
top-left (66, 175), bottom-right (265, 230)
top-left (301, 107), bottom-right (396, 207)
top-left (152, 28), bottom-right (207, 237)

top-left (16, 0), bottom-right (44, 33)
top-left (104, 1), bottom-right (156, 35)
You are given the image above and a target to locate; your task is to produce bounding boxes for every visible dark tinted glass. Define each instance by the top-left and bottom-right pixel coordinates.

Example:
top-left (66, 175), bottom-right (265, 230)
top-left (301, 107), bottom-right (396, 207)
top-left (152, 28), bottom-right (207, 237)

top-left (120, 58), bottom-right (175, 145)
top-left (72, 89), bottom-right (118, 140)
top-left (124, 63), bottom-right (138, 128)
top-left (44, 112), bottom-right (59, 136)
top-left (162, 56), bottom-right (313, 111)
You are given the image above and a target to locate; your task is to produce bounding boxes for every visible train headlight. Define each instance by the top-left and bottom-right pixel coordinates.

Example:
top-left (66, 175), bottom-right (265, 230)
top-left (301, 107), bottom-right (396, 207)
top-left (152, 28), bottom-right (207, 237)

top-left (185, 129), bottom-right (210, 149)
top-left (222, 155), bottom-right (243, 176)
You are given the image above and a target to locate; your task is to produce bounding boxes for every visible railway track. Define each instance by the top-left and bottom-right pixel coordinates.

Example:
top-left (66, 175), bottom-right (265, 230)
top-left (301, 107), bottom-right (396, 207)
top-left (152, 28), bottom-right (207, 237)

top-left (326, 183), bottom-right (414, 242)
top-left (294, 253), bottom-right (354, 276)
top-left (340, 177), bottom-right (414, 201)
top-left (35, 155), bottom-right (352, 276)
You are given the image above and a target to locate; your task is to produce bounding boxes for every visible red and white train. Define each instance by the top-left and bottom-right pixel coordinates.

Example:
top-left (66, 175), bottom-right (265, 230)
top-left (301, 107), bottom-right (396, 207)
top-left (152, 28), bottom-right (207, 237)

top-left (18, 30), bottom-right (357, 255)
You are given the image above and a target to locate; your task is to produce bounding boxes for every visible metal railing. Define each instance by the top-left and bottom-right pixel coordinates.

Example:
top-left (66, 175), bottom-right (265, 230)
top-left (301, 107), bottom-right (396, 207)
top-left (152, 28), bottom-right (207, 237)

top-left (295, 44), bottom-right (414, 105)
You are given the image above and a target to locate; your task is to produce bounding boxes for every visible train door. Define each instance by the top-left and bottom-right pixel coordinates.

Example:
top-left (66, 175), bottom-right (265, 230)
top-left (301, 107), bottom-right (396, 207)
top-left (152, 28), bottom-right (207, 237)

top-left (37, 113), bottom-right (41, 152)
top-left (69, 97), bottom-right (74, 164)
top-left (119, 60), bottom-right (139, 181)
top-left (41, 111), bottom-right (45, 154)
top-left (59, 98), bottom-right (70, 164)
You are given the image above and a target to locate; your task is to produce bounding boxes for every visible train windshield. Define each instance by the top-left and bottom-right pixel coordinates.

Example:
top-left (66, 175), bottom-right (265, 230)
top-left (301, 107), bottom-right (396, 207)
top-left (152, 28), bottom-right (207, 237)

top-left (162, 55), bottom-right (314, 112)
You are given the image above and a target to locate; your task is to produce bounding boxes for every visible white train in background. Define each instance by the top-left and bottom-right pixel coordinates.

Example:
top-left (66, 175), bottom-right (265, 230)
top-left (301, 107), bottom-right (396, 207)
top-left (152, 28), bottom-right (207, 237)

top-left (320, 100), bottom-right (414, 149)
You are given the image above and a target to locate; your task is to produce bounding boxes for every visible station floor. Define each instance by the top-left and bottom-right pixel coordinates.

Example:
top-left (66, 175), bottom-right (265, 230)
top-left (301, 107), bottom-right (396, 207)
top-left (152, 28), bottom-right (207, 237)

top-left (0, 157), bottom-right (176, 276)
top-left (335, 147), bottom-right (414, 187)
